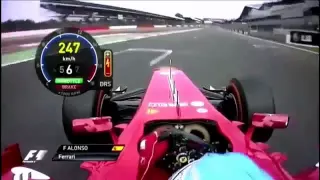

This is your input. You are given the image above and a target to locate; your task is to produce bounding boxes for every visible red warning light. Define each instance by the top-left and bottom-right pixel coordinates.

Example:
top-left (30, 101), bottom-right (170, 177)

top-left (104, 51), bottom-right (112, 77)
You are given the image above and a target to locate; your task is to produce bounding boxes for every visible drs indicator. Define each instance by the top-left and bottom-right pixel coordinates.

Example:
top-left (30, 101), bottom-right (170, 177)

top-left (97, 50), bottom-right (113, 89)
top-left (104, 50), bottom-right (113, 77)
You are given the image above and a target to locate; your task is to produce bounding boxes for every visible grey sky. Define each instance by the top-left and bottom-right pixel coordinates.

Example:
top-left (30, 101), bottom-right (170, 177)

top-left (1, 0), bottom-right (266, 22)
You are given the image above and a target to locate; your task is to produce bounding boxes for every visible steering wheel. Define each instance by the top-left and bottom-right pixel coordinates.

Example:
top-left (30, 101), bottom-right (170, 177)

top-left (157, 127), bottom-right (216, 173)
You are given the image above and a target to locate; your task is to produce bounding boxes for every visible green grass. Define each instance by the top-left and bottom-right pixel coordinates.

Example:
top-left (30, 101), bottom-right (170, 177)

top-left (293, 45), bottom-right (319, 53)
top-left (2, 49), bottom-right (37, 65)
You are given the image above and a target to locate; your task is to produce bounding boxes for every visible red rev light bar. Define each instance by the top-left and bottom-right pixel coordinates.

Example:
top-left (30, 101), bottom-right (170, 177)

top-left (104, 50), bottom-right (113, 77)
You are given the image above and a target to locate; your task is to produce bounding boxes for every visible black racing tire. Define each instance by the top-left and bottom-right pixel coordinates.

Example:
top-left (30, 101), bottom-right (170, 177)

top-left (62, 90), bottom-right (112, 144)
top-left (226, 78), bottom-right (275, 142)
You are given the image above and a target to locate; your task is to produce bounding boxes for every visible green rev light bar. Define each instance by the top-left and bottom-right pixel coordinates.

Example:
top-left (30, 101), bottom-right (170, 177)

top-left (55, 78), bottom-right (84, 84)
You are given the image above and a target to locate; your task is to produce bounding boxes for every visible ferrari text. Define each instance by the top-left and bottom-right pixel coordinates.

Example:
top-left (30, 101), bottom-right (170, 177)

top-left (58, 154), bottom-right (76, 160)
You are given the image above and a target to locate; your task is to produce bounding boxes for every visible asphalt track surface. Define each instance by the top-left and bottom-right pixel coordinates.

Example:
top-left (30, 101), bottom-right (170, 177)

top-left (1, 27), bottom-right (319, 180)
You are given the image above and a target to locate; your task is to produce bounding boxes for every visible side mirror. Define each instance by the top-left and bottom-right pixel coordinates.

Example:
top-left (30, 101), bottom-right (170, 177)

top-left (112, 86), bottom-right (127, 94)
top-left (72, 116), bottom-right (113, 134)
top-left (203, 85), bottom-right (216, 91)
top-left (251, 113), bottom-right (289, 129)
top-left (203, 85), bottom-right (225, 94)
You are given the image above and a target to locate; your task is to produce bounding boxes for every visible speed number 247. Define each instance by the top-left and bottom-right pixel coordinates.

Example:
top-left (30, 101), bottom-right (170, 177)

top-left (59, 42), bottom-right (80, 54)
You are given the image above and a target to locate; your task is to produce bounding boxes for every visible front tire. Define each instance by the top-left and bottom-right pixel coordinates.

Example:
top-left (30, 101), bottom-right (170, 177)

top-left (226, 78), bottom-right (275, 142)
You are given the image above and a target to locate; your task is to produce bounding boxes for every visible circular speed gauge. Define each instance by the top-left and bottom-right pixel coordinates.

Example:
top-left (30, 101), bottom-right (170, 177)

top-left (35, 27), bottom-right (102, 96)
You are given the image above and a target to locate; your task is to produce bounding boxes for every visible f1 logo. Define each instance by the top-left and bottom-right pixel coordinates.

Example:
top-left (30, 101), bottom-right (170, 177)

top-left (23, 150), bottom-right (48, 163)
top-left (11, 167), bottom-right (50, 180)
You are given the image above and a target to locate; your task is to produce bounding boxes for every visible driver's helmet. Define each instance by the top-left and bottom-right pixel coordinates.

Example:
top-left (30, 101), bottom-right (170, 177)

top-left (169, 152), bottom-right (273, 180)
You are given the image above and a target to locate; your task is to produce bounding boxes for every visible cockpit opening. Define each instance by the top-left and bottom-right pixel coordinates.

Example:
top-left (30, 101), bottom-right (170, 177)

top-left (144, 119), bottom-right (233, 153)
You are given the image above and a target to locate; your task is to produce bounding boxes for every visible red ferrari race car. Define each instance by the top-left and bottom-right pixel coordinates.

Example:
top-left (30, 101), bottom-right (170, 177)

top-left (2, 67), bottom-right (318, 180)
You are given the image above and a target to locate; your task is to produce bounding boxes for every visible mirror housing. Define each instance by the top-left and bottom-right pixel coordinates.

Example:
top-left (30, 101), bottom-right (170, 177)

top-left (2, 144), bottom-right (23, 175)
top-left (251, 113), bottom-right (289, 129)
top-left (72, 116), bottom-right (113, 134)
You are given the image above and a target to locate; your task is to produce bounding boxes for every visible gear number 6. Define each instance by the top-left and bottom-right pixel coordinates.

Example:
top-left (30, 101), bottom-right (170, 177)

top-left (60, 64), bottom-right (73, 75)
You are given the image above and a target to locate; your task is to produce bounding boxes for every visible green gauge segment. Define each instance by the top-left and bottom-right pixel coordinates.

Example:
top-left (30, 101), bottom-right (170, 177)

top-left (55, 78), bottom-right (84, 84)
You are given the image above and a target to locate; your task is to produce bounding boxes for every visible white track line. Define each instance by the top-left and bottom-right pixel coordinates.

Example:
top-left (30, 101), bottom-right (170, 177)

top-left (124, 48), bottom-right (173, 66)
top-left (2, 58), bottom-right (35, 67)
top-left (149, 50), bottom-right (173, 66)
top-left (19, 43), bottom-right (40, 47)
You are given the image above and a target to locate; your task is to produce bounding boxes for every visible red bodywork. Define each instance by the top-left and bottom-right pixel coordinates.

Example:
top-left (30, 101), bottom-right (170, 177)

top-left (2, 68), bottom-right (318, 180)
